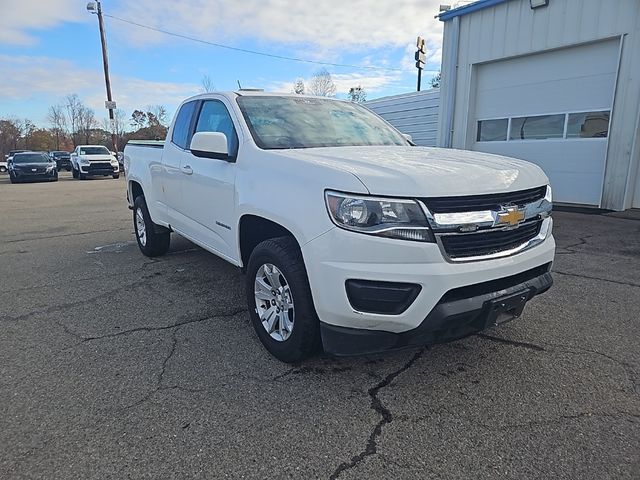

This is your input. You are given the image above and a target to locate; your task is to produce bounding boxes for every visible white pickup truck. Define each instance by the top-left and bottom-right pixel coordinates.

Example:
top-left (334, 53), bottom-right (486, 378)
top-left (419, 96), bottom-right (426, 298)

top-left (124, 92), bottom-right (555, 362)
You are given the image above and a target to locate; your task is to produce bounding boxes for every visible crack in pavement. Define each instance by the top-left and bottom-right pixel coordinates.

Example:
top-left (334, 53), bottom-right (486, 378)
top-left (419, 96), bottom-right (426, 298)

top-left (555, 235), bottom-right (592, 255)
top-left (476, 333), bottom-right (639, 395)
top-left (476, 333), bottom-right (546, 351)
top-left (553, 270), bottom-right (640, 288)
top-left (2, 227), bottom-right (130, 244)
top-left (328, 347), bottom-right (426, 480)
top-left (120, 326), bottom-right (181, 410)
top-left (70, 308), bottom-right (248, 345)
top-left (0, 277), bottom-right (153, 323)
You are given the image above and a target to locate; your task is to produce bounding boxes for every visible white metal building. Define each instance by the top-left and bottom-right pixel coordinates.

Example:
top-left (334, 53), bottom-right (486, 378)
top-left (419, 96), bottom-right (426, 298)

top-left (365, 89), bottom-right (440, 147)
top-left (437, 0), bottom-right (640, 210)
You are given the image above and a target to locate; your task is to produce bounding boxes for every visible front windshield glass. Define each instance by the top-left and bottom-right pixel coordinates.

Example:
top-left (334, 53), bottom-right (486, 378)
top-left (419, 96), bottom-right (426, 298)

top-left (79, 146), bottom-right (110, 155)
top-left (236, 96), bottom-right (409, 149)
top-left (13, 153), bottom-right (48, 164)
top-left (52, 151), bottom-right (68, 157)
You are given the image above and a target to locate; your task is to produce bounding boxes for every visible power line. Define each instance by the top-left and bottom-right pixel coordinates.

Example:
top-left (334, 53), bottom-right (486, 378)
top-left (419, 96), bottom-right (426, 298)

top-left (103, 13), bottom-right (405, 72)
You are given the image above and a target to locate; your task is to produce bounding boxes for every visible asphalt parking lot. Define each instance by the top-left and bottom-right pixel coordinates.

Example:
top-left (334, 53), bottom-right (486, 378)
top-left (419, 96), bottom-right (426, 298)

top-left (0, 172), bottom-right (638, 479)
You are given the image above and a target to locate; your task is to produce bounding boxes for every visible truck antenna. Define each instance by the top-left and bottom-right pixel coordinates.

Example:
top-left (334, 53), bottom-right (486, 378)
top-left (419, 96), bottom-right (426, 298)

top-left (237, 80), bottom-right (242, 89)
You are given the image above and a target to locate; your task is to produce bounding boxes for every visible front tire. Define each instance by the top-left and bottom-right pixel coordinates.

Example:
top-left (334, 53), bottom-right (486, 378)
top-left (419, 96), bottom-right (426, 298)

top-left (72, 166), bottom-right (79, 179)
top-left (112, 174), bottom-right (120, 179)
top-left (246, 237), bottom-right (320, 363)
top-left (133, 195), bottom-right (170, 257)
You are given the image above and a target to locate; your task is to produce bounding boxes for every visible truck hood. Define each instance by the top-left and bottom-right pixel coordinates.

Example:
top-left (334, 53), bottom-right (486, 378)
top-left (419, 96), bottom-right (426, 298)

top-left (276, 146), bottom-right (548, 197)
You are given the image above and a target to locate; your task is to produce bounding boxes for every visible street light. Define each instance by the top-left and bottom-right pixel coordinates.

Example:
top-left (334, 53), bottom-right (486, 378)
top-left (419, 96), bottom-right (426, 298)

top-left (87, 1), bottom-right (118, 153)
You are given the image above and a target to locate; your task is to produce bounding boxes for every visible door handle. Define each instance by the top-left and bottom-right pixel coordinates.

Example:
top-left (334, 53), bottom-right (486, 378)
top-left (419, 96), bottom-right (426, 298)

top-left (181, 165), bottom-right (193, 175)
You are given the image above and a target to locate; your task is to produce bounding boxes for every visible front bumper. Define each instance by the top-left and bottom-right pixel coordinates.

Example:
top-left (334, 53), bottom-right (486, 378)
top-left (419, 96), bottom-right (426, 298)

top-left (80, 164), bottom-right (118, 175)
top-left (302, 225), bottom-right (555, 352)
top-left (320, 263), bottom-right (552, 355)
top-left (56, 159), bottom-right (71, 169)
top-left (10, 169), bottom-right (57, 180)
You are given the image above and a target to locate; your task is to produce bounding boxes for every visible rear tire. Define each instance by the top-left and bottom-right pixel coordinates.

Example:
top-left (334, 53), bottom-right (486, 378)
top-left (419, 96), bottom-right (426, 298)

top-left (112, 174), bottom-right (120, 179)
top-left (246, 236), bottom-right (320, 363)
top-left (133, 195), bottom-right (170, 257)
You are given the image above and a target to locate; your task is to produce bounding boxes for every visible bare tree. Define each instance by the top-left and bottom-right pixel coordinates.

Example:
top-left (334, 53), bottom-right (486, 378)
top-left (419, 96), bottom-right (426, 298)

top-left (0, 119), bottom-right (22, 154)
top-left (130, 110), bottom-right (147, 130)
top-left (22, 119), bottom-right (36, 149)
top-left (347, 86), bottom-right (367, 103)
top-left (147, 105), bottom-right (168, 126)
top-left (308, 69), bottom-right (336, 97)
top-left (65, 94), bottom-right (83, 146)
top-left (292, 78), bottom-right (305, 95)
top-left (201, 74), bottom-right (215, 93)
top-left (78, 106), bottom-right (97, 144)
top-left (47, 105), bottom-right (67, 150)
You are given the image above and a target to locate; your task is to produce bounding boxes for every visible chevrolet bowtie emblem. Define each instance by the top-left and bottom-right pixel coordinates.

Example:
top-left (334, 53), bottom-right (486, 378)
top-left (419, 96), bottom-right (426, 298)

top-left (496, 206), bottom-right (525, 227)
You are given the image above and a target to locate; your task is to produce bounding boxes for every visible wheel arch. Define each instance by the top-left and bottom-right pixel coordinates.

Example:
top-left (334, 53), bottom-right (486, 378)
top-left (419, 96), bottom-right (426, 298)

top-left (238, 214), bottom-right (301, 270)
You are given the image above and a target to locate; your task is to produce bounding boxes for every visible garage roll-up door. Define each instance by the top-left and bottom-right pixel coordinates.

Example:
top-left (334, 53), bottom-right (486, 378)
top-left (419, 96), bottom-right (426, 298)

top-left (471, 38), bottom-right (619, 206)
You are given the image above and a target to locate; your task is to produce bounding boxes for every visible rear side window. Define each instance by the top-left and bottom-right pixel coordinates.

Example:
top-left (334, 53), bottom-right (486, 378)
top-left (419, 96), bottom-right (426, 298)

top-left (172, 101), bottom-right (196, 149)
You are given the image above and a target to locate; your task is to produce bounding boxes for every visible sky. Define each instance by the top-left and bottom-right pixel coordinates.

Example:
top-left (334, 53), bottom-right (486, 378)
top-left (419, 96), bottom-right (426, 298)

top-left (0, 0), bottom-right (446, 128)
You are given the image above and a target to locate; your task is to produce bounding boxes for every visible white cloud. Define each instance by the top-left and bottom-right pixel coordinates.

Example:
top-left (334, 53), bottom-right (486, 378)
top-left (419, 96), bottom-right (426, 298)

top-left (114, 0), bottom-right (444, 65)
top-left (0, 54), bottom-right (199, 120)
top-left (271, 70), bottom-right (404, 97)
top-left (0, 0), bottom-right (85, 45)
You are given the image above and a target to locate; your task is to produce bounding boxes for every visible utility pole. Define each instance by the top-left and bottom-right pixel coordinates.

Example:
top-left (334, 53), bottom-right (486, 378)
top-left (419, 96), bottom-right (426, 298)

top-left (87, 1), bottom-right (118, 153)
top-left (415, 36), bottom-right (426, 92)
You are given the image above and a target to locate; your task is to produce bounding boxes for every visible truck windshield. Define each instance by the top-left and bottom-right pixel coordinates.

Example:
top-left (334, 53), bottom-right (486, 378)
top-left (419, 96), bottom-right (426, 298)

top-left (80, 147), bottom-right (110, 155)
top-left (236, 96), bottom-right (409, 150)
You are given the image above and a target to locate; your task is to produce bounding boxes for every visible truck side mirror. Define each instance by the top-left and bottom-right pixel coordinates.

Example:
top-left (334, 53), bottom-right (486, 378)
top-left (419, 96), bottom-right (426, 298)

top-left (402, 133), bottom-right (413, 142)
top-left (190, 132), bottom-right (230, 161)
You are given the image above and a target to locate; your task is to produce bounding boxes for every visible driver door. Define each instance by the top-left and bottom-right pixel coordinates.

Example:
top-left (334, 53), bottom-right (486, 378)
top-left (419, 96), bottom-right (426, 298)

top-left (179, 99), bottom-right (239, 261)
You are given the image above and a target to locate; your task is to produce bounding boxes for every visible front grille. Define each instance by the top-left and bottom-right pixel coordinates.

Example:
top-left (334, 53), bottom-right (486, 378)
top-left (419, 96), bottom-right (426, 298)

top-left (422, 186), bottom-right (547, 213)
top-left (440, 220), bottom-right (542, 259)
top-left (88, 163), bottom-right (112, 171)
top-left (17, 168), bottom-right (46, 174)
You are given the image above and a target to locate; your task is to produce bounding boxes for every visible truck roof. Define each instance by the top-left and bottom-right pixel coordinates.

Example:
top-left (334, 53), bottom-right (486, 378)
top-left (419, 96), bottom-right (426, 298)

top-left (182, 91), bottom-right (349, 103)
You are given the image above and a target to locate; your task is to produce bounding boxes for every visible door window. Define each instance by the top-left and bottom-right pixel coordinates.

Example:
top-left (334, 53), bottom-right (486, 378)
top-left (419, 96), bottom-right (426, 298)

top-left (171, 101), bottom-right (196, 149)
top-left (195, 100), bottom-right (239, 157)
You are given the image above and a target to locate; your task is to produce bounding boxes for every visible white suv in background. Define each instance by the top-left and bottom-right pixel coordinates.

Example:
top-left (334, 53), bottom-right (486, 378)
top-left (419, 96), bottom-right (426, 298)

top-left (70, 145), bottom-right (120, 180)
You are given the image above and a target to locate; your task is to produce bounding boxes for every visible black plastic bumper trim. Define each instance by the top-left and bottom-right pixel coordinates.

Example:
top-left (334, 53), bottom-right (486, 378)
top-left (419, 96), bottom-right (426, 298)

top-left (345, 279), bottom-right (421, 315)
top-left (321, 266), bottom-right (553, 356)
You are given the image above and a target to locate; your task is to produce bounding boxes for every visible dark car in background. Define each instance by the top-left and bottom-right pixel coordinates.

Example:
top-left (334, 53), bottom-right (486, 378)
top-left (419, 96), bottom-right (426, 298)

top-left (49, 151), bottom-right (72, 171)
top-left (8, 152), bottom-right (59, 183)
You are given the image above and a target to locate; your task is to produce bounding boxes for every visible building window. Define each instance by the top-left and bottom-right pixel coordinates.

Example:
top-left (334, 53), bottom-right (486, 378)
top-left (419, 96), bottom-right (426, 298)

top-left (566, 111), bottom-right (610, 138)
top-left (509, 114), bottom-right (565, 140)
top-left (477, 118), bottom-right (508, 142)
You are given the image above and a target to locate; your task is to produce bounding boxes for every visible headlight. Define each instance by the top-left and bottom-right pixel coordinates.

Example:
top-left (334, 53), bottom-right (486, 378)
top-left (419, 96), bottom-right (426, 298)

top-left (46, 164), bottom-right (55, 171)
top-left (544, 185), bottom-right (552, 203)
top-left (325, 191), bottom-right (434, 242)
top-left (80, 158), bottom-right (90, 165)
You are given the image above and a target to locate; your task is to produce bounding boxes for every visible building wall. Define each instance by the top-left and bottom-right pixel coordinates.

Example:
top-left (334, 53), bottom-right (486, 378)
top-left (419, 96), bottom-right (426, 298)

top-left (365, 89), bottom-right (440, 146)
top-left (437, 0), bottom-right (640, 210)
